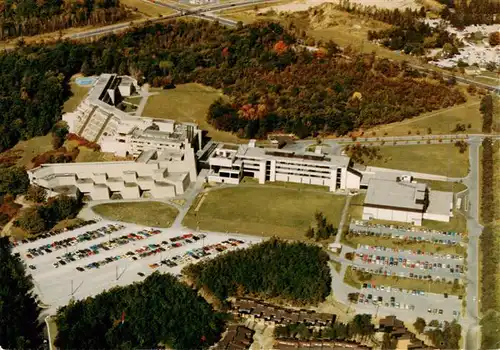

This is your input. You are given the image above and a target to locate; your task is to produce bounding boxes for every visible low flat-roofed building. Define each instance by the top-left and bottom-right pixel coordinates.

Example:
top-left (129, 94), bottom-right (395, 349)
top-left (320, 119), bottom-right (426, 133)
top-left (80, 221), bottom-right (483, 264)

top-left (423, 190), bottom-right (454, 222)
top-left (27, 149), bottom-right (193, 201)
top-left (362, 178), bottom-right (454, 226)
top-left (363, 179), bottom-right (428, 226)
top-left (207, 140), bottom-right (361, 192)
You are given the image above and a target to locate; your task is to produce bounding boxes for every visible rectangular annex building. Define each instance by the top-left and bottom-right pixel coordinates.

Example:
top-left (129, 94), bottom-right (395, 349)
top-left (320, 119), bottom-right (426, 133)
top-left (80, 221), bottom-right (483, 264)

top-left (206, 140), bottom-right (362, 192)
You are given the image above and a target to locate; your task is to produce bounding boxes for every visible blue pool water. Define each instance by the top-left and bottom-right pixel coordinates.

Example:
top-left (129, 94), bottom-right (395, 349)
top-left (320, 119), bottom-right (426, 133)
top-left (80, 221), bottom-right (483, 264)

top-left (75, 76), bottom-right (97, 86)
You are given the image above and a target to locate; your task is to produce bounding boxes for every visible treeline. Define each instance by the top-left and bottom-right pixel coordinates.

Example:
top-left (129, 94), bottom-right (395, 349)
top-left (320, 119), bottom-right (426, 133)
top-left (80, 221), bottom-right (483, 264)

top-left (14, 194), bottom-right (82, 234)
top-left (275, 314), bottom-right (374, 341)
top-left (0, 0), bottom-right (128, 39)
top-left (480, 94), bottom-right (493, 133)
top-left (440, 0), bottom-right (500, 28)
top-left (334, 0), bottom-right (456, 55)
top-left (479, 137), bottom-right (500, 349)
top-left (0, 237), bottom-right (43, 349)
top-left (183, 238), bottom-right (331, 305)
top-left (55, 273), bottom-right (226, 349)
top-left (0, 21), bottom-right (466, 148)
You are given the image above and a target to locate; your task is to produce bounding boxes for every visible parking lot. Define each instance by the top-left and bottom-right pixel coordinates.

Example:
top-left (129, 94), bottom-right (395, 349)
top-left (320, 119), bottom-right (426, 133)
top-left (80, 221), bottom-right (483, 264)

top-left (13, 220), bottom-right (262, 312)
top-left (353, 245), bottom-right (464, 282)
top-left (353, 284), bottom-right (462, 322)
top-left (350, 220), bottom-right (463, 246)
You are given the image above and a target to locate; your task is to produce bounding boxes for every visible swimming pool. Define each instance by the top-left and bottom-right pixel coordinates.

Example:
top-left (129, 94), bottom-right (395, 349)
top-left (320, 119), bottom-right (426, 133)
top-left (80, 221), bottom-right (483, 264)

top-left (75, 76), bottom-right (97, 86)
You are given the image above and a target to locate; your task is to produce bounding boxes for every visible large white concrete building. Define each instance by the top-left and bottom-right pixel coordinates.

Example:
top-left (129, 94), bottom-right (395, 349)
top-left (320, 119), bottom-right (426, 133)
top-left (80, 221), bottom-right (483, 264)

top-left (28, 148), bottom-right (196, 200)
top-left (362, 178), bottom-right (453, 226)
top-left (206, 141), bottom-right (362, 191)
top-left (29, 74), bottom-right (201, 200)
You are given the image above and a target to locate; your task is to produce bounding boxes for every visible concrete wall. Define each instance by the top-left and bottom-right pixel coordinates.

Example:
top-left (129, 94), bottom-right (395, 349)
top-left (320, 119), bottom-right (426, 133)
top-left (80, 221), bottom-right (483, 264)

top-left (423, 212), bottom-right (450, 223)
top-left (346, 169), bottom-right (361, 189)
top-left (207, 174), bottom-right (240, 184)
top-left (362, 207), bottom-right (423, 226)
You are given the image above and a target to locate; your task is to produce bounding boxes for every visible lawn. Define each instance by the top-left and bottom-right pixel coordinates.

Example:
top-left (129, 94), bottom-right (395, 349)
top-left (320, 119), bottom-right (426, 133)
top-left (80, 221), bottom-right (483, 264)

top-left (342, 233), bottom-right (466, 256)
top-left (344, 266), bottom-right (465, 296)
top-left (92, 202), bottom-right (178, 228)
top-left (364, 144), bottom-right (470, 177)
top-left (63, 77), bottom-right (91, 113)
top-left (46, 316), bottom-right (58, 350)
top-left (347, 193), bottom-right (366, 221)
top-left (414, 179), bottom-right (467, 193)
top-left (182, 187), bottom-right (346, 240)
top-left (365, 97), bottom-right (483, 137)
top-left (331, 260), bottom-right (342, 273)
top-left (120, 0), bottom-right (175, 17)
top-left (142, 83), bottom-right (243, 143)
top-left (6, 134), bottom-right (54, 168)
top-left (52, 218), bottom-right (85, 231)
top-left (240, 176), bottom-right (329, 192)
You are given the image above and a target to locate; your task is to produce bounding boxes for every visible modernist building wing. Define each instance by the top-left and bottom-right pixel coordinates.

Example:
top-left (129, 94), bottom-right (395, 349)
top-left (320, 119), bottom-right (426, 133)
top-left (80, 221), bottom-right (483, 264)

top-left (29, 74), bottom-right (201, 201)
top-left (206, 140), bottom-right (362, 192)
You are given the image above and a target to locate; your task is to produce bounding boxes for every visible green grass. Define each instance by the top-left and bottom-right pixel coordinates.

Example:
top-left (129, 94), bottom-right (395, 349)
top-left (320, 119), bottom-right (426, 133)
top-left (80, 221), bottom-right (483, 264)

top-left (365, 144), bottom-right (470, 177)
top-left (347, 193), bottom-right (366, 221)
top-left (366, 97), bottom-right (483, 137)
top-left (345, 266), bottom-right (465, 296)
top-left (342, 233), bottom-right (466, 256)
top-left (63, 78), bottom-right (91, 113)
top-left (52, 218), bottom-right (85, 231)
top-left (240, 177), bottom-right (329, 192)
top-left (9, 134), bottom-right (54, 168)
top-left (142, 83), bottom-right (242, 143)
top-left (414, 179), bottom-right (467, 193)
top-left (46, 316), bottom-right (58, 350)
top-left (331, 260), bottom-right (342, 274)
top-left (92, 202), bottom-right (178, 228)
top-left (120, 0), bottom-right (175, 17)
top-left (183, 187), bottom-right (346, 240)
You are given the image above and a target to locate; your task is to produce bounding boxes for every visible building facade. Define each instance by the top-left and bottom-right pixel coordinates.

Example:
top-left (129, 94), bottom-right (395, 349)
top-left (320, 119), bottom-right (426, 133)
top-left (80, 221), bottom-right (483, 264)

top-left (206, 141), bottom-right (362, 192)
top-left (28, 148), bottom-right (195, 201)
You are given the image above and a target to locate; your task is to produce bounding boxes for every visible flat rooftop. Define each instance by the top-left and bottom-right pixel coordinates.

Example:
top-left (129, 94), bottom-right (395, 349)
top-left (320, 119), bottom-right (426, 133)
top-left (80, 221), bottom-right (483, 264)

top-left (426, 190), bottom-right (454, 216)
top-left (365, 179), bottom-right (427, 211)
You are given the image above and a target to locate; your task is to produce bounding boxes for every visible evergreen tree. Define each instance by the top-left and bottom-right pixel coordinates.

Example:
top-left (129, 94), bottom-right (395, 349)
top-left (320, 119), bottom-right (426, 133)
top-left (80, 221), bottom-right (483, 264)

top-left (0, 237), bottom-right (43, 349)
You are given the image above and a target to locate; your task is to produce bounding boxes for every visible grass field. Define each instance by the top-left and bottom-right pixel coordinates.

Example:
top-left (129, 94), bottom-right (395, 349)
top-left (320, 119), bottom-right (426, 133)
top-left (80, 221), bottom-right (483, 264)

top-left (344, 266), bottom-right (465, 296)
top-left (9, 134), bottom-right (54, 168)
top-left (365, 144), bottom-right (470, 178)
top-left (342, 233), bottom-right (466, 256)
top-left (142, 84), bottom-right (243, 143)
top-left (52, 218), bottom-right (85, 231)
top-left (240, 176), bottom-right (330, 192)
top-left (347, 193), bottom-right (366, 221)
top-left (183, 187), bottom-right (346, 239)
top-left (120, 0), bottom-right (175, 17)
top-left (365, 97), bottom-right (483, 137)
top-left (414, 179), bottom-right (467, 193)
top-left (63, 76), bottom-right (92, 113)
top-left (92, 202), bottom-right (178, 228)
top-left (46, 316), bottom-right (58, 350)
top-left (331, 260), bottom-right (342, 273)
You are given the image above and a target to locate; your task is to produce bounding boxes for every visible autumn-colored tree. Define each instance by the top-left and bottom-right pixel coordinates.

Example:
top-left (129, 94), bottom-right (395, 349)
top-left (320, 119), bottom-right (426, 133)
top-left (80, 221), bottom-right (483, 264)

top-left (273, 40), bottom-right (288, 55)
top-left (489, 31), bottom-right (500, 47)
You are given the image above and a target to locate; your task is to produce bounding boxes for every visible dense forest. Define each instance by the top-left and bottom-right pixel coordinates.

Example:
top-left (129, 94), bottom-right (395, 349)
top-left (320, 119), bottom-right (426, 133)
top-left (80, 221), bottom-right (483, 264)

top-left (440, 0), bottom-right (500, 27)
top-left (55, 273), bottom-right (226, 349)
top-left (479, 137), bottom-right (500, 349)
top-left (0, 237), bottom-right (43, 348)
top-left (0, 0), bottom-right (128, 39)
top-left (0, 20), bottom-right (465, 151)
top-left (183, 238), bottom-right (331, 305)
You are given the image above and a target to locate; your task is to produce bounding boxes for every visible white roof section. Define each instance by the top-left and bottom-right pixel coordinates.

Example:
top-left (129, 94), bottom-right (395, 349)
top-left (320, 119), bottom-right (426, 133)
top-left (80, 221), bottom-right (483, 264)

top-left (235, 144), bottom-right (351, 168)
top-left (426, 190), bottom-right (454, 216)
top-left (364, 179), bottom-right (427, 211)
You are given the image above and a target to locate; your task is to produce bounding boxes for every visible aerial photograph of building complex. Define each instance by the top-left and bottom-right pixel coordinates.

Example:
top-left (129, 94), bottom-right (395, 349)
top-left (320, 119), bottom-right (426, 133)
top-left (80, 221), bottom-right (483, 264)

top-left (0, 0), bottom-right (498, 349)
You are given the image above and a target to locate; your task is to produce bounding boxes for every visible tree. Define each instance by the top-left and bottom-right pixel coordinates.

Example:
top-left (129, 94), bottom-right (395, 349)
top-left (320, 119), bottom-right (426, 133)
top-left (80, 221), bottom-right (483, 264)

top-left (15, 207), bottom-right (46, 234)
top-left (429, 319), bottom-right (440, 327)
top-left (382, 333), bottom-right (397, 349)
top-left (26, 185), bottom-right (47, 203)
top-left (413, 317), bottom-right (426, 334)
top-left (0, 167), bottom-right (29, 197)
top-left (0, 237), bottom-right (43, 348)
top-left (489, 31), bottom-right (500, 46)
top-left (305, 227), bottom-right (315, 239)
